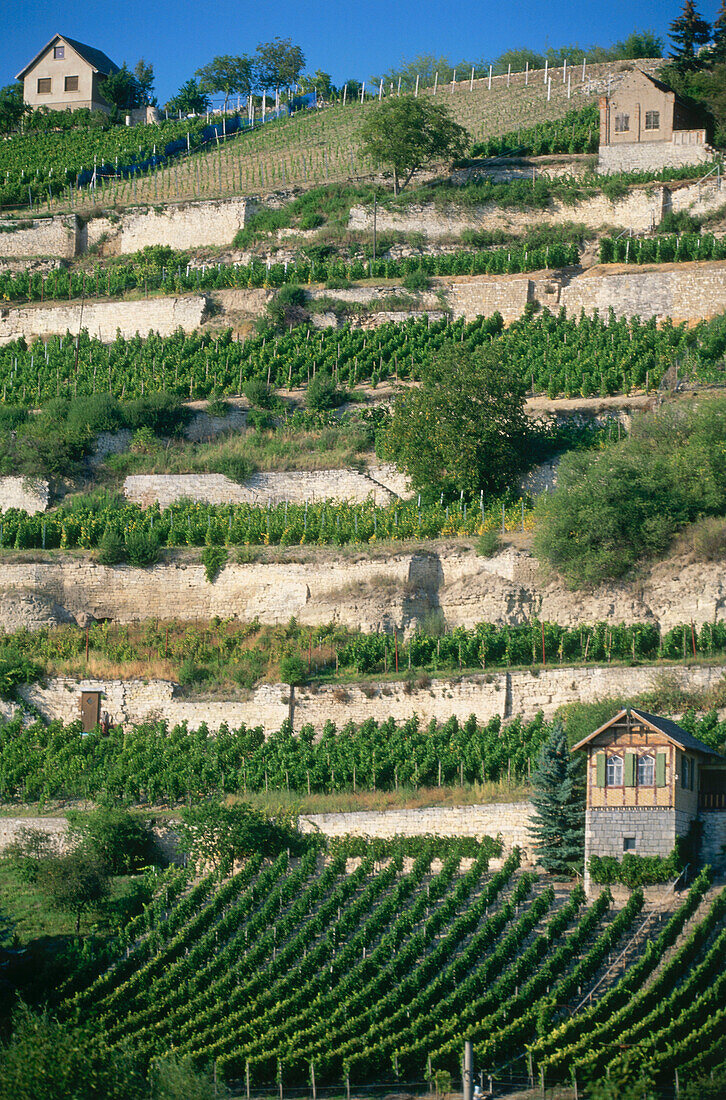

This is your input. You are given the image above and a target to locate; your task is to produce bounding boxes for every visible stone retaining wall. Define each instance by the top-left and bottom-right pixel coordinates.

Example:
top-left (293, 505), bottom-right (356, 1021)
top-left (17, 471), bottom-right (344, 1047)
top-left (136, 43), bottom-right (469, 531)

top-left (16, 663), bottom-right (726, 734)
top-left (0, 545), bottom-right (724, 637)
top-left (123, 467), bottom-right (406, 510)
top-left (0, 217), bottom-right (77, 259)
top-left (83, 198), bottom-right (256, 254)
top-left (0, 477), bottom-right (49, 514)
top-left (0, 295), bottom-right (207, 344)
top-left (300, 803), bottom-right (535, 860)
top-left (560, 264), bottom-right (726, 323)
top-left (701, 813), bottom-right (726, 869)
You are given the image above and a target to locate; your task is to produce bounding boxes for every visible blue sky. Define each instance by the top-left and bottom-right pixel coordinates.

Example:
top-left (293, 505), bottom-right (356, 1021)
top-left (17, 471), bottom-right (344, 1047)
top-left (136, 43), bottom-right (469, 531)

top-left (3, 0), bottom-right (721, 105)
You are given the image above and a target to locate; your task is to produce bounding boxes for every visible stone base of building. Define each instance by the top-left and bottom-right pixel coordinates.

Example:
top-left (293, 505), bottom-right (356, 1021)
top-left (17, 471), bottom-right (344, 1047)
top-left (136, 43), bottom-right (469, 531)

top-left (598, 140), bottom-right (713, 175)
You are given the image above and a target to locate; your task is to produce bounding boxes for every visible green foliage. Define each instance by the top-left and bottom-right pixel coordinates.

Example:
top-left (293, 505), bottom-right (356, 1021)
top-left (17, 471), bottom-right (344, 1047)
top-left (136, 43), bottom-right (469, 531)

top-left (0, 1005), bottom-right (146, 1100)
top-left (589, 850), bottom-right (684, 887)
top-left (149, 1054), bottom-right (225, 1100)
top-left (0, 649), bottom-right (42, 700)
top-left (476, 530), bottom-right (501, 557)
top-left (178, 801), bottom-right (309, 864)
top-left (165, 78), bottom-right (210, 116)
top-left (327, 834), bottom-right (502, 861)
top-left (40, 849), bottom-right (110, 933)
top-left (195, 55), bottom-right (255, 110)
top-left (401, 269), bottom-right (429, 291)
top-left (279, 654), bottom-right (307, 686)
top-left (669, 0), bottom-right (712, 70)
top-left (97, 524), bottom-right (126, 566)
top-left (471, 104), bottom-right (599, 158)
top-left (201, 545), bottom-right (228, 583)
top-left (534, 398), bottom-right (726, 585)
top-left (66, 807), bottom-right (161, 875)
top-left (205, 397), bottom-right (230, 418)
top-left (529, 722), bottom-right (585, 874)
top-left (124, 528), bottom-right (160, 568)
top-left (244, 378), bottom-right (274, 408)
top-left (0, 710), bottom-right (551, 802)
top-left (381, 343), bottom-right (529, 497)
top-left (306, 371), bottom-right (344, 410)
top-left (360, 97), bottom-right (469, 193)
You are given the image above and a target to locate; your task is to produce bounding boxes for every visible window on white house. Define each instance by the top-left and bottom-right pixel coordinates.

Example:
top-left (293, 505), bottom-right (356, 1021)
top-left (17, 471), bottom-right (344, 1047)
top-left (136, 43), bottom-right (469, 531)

top-left (607, 755), bottom-right (623, 786)
top-left (53, 45), bottom-right (65, 59)
top-left (65, 76), bottom-right (79, 92)
top-left (645, 110), bottom-right (660, 130)
top-left (615, 114), bottom-right (630, 133)
top-left (638, 754), bottom-right (655, 786)
top-left (37, 78), bottom-right (51, 94)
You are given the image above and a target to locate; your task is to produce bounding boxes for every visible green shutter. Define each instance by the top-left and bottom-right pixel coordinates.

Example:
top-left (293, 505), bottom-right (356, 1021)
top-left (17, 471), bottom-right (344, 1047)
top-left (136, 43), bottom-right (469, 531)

top-left (624, 752), bottom-right (636, 787)
top-left (595, 752), bottom-right (606, 787)
top-left (656, 752), bottom-right (667, 786)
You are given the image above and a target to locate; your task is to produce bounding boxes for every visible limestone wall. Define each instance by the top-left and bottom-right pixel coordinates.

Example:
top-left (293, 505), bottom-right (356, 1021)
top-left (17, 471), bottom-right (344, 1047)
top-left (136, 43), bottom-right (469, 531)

top-left (16, 663), bottom-right (726, 735)
top-left (0, 217), bottom-right (77, 259)
top-left (0, 545), bottom-right (725, 637)
top-left (348, 176), bottom-right (726, 238)
top-left (598, 141), bottom-right (712, 175)
top-left (123, 468), bottom-right (405, 510)
top-left (0, 295), bottom-right (207, 344)
top-left (83, 198), bottom-right (257, 254)
top-left (560, 264), bottom-right (726, 323)
top-left (0, 477), bottom-right (49, 514)
top-left (299, 803), bottom-right (535, 859)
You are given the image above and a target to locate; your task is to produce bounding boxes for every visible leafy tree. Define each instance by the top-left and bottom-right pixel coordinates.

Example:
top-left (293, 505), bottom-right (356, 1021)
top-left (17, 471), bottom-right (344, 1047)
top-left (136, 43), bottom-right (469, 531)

top-left (306, 371), bottom-right (344, 410)
top-left (66, 807), bottom-right (160, 874)
top-left (617, 29), bottom-right (664, 58)
top-left (534, 398), bottom-right (726, 586)
top-left (178, 800), bottom-right (309, 864)
top-left (380, 343), bottom-right (529, 498)
top-left (0, 1005), bottom-right (146, 1100)
top-left (100, 63), bottom-right (143, 111)
top-left (376, 54), bottom-right (459, 92)
top-left (133, 59), bottom-right (155, 107)
top-left (195, 55), bottom-right (256, 112)
top-left (279, 653), bottom-right (307, 685)
top-left (0, 83), bottom-right (24, 134)
top-left (40, 850), bottom-right (109, 933)
top-left (165, 78), bottom-right (210, 116)
top-left (529, 721), bottom-right (584, 875)
top-left (360, 96), bottom-right (468, 194)
top-left (255, 38), bottom-right (306, 94)
top-left (669, 0), bottom-right (711, 69)
top-left (300, 70), bottom-right (337, 101)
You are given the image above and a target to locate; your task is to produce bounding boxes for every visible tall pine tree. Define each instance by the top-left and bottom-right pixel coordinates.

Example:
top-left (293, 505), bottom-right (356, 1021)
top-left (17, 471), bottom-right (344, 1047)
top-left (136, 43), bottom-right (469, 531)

top-left (529, 722), bottom-right (584, 875)
top-left (711, 0), bottom-right (726, 62)
top-left (669, 0), bottom-right (712, 70)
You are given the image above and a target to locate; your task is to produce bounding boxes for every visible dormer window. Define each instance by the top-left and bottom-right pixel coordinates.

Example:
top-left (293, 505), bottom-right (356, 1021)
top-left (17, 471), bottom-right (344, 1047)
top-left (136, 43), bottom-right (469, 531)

top-left (638, 754), bottom-right (655, 786)
top-left (53, 45), bottom-right (65, 60)
top-left (606, 754), bottom-right (623, 786)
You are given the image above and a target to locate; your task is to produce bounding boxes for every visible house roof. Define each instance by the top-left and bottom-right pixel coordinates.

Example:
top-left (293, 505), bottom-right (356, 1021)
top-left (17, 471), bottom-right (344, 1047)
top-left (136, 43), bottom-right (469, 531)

top-left (16, 35), bottom-right (119, 80)
top-left (571, 707), bottom-right (722, 758)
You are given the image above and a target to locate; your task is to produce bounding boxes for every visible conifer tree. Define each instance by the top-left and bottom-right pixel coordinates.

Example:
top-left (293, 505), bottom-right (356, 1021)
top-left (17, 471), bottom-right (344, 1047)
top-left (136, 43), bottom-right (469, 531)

top-left (669, 0), bottom-right (711, 69)
top-left (711, 0), bottom-right (726, 62)
top-left (529, 721), bottom-right (584, 875)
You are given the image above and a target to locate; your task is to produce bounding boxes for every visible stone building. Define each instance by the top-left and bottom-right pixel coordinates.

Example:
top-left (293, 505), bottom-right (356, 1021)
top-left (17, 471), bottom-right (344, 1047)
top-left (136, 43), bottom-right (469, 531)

top-left (598, 69), bottom-right (714, 174)
top-left (17, 34), bottom-right (119, 115)
top-left (573, 707), bottom-right (726, 884)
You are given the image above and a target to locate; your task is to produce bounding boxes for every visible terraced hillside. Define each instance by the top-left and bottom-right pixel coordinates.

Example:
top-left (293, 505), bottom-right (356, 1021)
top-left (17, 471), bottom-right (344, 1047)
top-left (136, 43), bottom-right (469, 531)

top-left (62, 847), bottom-right (723, 1091)
top-left (3, 59), bottom-right (661, 213)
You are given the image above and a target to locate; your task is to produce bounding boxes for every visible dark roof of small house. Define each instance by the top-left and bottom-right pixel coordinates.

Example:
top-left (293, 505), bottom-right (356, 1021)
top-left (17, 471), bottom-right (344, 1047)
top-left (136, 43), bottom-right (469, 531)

top-left (572, 707), bottom-right (722, 758)
top-left (16, 35), bottom-right (119, 80)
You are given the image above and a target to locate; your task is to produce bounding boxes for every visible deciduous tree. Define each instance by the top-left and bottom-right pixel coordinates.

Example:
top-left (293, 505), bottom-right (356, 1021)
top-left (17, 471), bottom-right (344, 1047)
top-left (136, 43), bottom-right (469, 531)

top-left (195, 55), bottom-right (256, 112)
top-left (380, 343), bottom-right (529, 497)
top-left (165, 78), bottom-right (210, 116)
top-left (255, 38), bottom-right (306, 95)
top-left (360, 96), bottom-right (468, 194)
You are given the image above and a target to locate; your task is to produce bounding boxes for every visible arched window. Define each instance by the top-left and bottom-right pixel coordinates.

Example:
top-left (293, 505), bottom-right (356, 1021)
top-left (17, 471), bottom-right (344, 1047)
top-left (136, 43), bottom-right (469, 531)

top-left (606, 754), bottom-right (623, 786)
top-left (638, 754), bottom-right (655, 786)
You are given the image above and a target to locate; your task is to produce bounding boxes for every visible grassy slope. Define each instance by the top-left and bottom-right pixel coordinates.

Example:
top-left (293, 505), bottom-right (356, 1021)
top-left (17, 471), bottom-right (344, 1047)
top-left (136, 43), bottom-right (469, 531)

top-left (29, 59), bottom-right (661, 213)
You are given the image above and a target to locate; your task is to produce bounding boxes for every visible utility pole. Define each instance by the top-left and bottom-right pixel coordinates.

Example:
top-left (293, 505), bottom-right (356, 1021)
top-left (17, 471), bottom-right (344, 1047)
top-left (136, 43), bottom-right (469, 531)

top-left (373, 191), bottom-right (377, 261)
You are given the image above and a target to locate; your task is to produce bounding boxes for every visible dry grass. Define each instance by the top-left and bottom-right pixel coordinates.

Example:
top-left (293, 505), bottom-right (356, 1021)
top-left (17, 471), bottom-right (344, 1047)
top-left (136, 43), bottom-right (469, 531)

top-left (104, 422), bottom-right (374, 482)
top-left (226, 781), bottom-right (531, 816)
